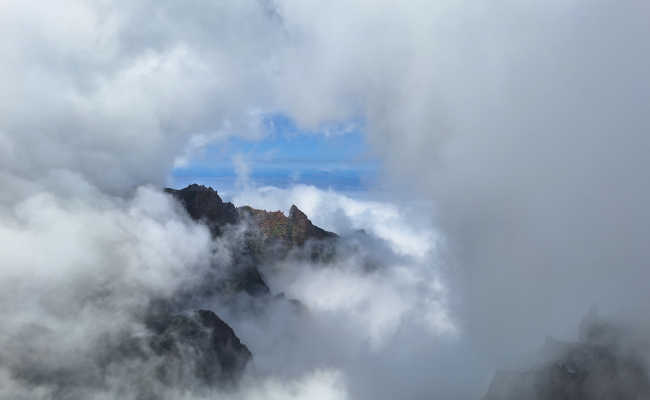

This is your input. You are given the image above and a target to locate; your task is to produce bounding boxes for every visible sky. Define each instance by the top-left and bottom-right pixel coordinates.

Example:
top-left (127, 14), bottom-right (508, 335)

top-left (169, 114), bottom-right (379, 193)
top-left (1, 0), bottom-right (650, 399)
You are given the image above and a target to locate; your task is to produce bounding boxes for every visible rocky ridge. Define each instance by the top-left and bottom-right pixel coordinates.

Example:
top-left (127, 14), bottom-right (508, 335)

top-left (147, 183), bottom-right (339, 390)
top-left (238, 203), bottom-right (337, 246)
top-left (165, 183), bottom-right (337, 245)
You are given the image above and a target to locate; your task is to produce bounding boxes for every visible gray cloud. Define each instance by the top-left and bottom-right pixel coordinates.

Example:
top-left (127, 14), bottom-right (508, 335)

top-left (0, 1), bottom-right (285, 193)
top-left (1, 0), bottom-right (650, 398)
top-left (0, 178), bottom-right (219, 398)
top-left (263, 0), bottom-right (650, 380)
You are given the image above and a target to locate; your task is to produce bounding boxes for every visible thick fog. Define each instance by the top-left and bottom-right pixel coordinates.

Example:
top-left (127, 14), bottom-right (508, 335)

top-left (1, 0), bottom-right (649, 398)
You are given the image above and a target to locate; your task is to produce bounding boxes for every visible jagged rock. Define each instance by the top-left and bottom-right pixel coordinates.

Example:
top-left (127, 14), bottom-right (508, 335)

top-left (165, 184), bottom-right (337, 248)
top-left (165, 184), bottom-right (239, 236)
top-left (164, 184), bottom-right (270, 297)
top-left (165, 184), bottom-right (338, 298)
top-left (238, 204), bottom-right (338, 263)
top-left (288, 204), bottom-right (338, 244)
top-left (238, 204), bottom-right (336, 246)
top-left (148, 309), bottom-right (252, 387)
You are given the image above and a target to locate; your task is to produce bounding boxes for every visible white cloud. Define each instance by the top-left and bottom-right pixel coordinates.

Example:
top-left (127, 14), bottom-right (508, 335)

top-left (233, 153), bottom-right (253, 190)
top-left (0, 177), bottom-right (223, 398)
top-left (225, 183), bottom-right (456, 360)
top-left (1, 0), bottom-right (650, 397)
top-left (239, 369), bottom-right (347, 400)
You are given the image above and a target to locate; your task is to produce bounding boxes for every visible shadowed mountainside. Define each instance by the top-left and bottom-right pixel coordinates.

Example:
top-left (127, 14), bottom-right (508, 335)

top-left (147, 309), bottom-right (252, 388)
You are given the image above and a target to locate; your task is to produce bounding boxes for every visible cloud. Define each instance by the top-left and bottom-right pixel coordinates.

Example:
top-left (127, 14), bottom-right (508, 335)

top-left (2, 0), bottom-right (650, 397)
top-left (350, 0), bottom-right (650, 362)
top-left (238, 369), bottom-right (347, 400)
top-left (0, 175), bottom-right (224, 398)
top-left (228, 0), bottom-right (650, 383)
top-left (230, 184), bottom-right (438, 258)
top-left (0, 171), bottom-right (463, 398)
top-left (0, 0), bottom-right (281, 193)
top-left (232, 153), bottom-right (253, 190)
top-left (210, 184), bottom-right (468, 398)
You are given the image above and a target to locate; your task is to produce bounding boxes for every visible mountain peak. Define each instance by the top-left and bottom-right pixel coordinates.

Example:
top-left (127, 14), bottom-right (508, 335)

top-left (184, 183), bottom-right (216, 193)
top-left (165, 184), bottom-right (338, 246)
top-left (289, 204), bottom-right (307, 221)
top-left (164, 184), bottom-right (238, 235)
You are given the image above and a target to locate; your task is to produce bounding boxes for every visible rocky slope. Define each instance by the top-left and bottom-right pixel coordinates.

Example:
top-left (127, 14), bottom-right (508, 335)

top-left (166, 184), bottom-right (337, 296)
top-left (145, 183), bottom-right (339, 390)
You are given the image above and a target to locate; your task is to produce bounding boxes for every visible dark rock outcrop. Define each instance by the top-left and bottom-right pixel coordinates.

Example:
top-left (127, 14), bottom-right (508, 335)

top-left (483, 320), bottom-right (650, 400)
top-left (164, 184), bottom-right (270, 296)
top-left (165, 184), bottom-right (338, 297)
top-left (165, 184), bottom-right (337, 247)
top-left (154, 184), bottom-right (342, 391)
top-left (165, 184), bottom-right (239, 236)
top-left (147, 309), bottom-right (252, 388)
top-left (8, 307), bottom-right (252, 397)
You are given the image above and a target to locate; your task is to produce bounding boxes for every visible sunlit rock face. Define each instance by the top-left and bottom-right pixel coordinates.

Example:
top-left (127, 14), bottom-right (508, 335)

top-left (238, 203), bottom-right (337, 246)
top-left (165, 184), bottom-right (336, 247)
top-left (164, 184), bottom-right (269, 297)
top-left (483, 317), bottom-right (650, 400)
top-left (165, 184), bottom-right (338, 298)
top-left (238, 203), bottom-right (338, 262)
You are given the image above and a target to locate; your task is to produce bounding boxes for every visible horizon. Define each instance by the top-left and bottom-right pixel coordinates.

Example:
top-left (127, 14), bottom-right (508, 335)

top-left (169, 114), bottom-right (380, 194)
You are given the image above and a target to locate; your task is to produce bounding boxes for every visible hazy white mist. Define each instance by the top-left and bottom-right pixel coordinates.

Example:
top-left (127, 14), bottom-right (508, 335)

top-left (1, 0), bottom-right (649, 398)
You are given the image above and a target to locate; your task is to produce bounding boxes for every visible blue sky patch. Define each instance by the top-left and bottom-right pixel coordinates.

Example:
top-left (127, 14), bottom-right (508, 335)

top-left (169, 114), bottom-right (379, 191)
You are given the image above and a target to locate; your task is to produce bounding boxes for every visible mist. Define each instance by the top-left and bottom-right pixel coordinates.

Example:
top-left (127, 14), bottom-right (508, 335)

top-left (1, 0), bottom-right (650, 398)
